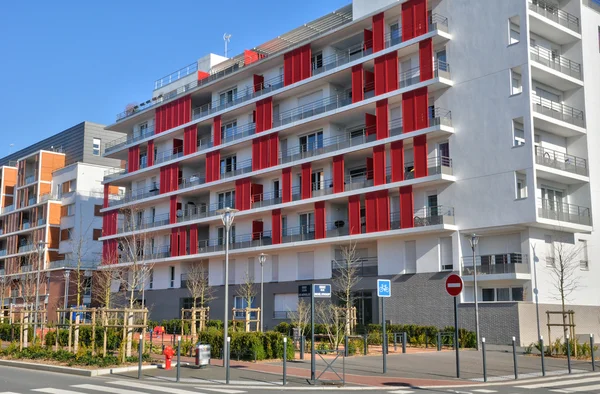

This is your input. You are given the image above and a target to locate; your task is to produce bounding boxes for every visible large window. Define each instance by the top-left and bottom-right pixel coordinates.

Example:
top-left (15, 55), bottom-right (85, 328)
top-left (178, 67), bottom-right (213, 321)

top-left (299, 212), bottom-right (314, 234)
top-left (220, 156), bottom-right (237, 174)
top-left (234, 296), bottom-right (256, 318)
top-left (311, 52), bottom-right (323, 70)
top-left (311, 170), bottom-right (325, 191)
top-left (513, 121), bottom-right (525, 147)
top-left (218, 190), bottom-right (235, 210)
top-left (221, 120), bottom-right (237, 141)
top-left (219, 87), bottom-right (238, 105)
top-left (218, 225), bottom-right (236, 245)
top-left (92, 138), bottom-right (101, 156)
top-left (299, 131), bottom-right (323, 153)
top-left (482, 287), bottom-right (524, 301)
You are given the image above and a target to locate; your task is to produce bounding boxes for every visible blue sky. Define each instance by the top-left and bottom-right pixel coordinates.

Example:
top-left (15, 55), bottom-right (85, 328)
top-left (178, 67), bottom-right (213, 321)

top-left (0, 0), bottom-right (350, 155)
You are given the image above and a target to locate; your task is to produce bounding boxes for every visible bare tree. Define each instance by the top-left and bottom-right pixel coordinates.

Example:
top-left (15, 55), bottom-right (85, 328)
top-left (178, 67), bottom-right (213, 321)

top-left (67, 204), bottom-right (96, 308)
top-left (333, 243), bottom-right (361, 335)
top-left (289, 298), bottom-right (310, 336)
top-left (186, 261), bottom-right (214, 308)
top-left (315, 300), bottom-right (344, 350)
top-left (236, 269), bottom-right (257, 330)
top-left (19, 254), bottom-right (47, 308)
top-left (547, 240), bottom-right (583, 340)
top-left (0, 275), bottom-right (8, 322)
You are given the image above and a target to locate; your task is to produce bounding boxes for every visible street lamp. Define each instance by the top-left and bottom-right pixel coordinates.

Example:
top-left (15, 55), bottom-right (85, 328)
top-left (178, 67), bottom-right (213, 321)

top-left (467, 234), bottom-right (481, 351)
top-left (63, 269), bottom-right (71, 323)
top-left (34, 240), bottom-right (47, 341)
top-left (258, 253), bottom-right (267, 332)
top-left (217, 207), bottom-right (238, 371)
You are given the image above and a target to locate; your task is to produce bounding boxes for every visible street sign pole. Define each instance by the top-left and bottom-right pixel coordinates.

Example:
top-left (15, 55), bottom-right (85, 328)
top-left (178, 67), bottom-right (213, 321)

top-left (454, 295), bottom-right (460, 378)
top-left (311, 286), bottom-right (315, 381)
top-left (445, 274), bottom-right (464, 379)
top-left (382, 296), bottom-right (386, 374)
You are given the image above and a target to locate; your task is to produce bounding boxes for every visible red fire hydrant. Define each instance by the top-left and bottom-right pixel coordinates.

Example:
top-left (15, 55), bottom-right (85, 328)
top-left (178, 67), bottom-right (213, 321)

top-left (163, 346), bottom-right (174, 370)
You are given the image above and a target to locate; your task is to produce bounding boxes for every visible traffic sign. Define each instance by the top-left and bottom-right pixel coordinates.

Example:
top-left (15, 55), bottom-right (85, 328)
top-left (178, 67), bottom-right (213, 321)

top-left (298, 285), bottom-right (312, 298)
top-left (445, 274), bottom-right (464, 297)
top-left (313, 284), bottom-right (331, 298)
top-left (377, 279), bottom-right (391, 297)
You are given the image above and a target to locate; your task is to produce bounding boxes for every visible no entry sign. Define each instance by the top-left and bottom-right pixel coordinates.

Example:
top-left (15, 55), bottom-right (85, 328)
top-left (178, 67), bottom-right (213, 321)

top-left (445, 274), bottom-right (464, 297)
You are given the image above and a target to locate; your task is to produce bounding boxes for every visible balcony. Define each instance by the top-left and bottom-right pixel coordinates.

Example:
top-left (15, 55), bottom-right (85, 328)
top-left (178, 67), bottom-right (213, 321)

top-left (528, 0), bottom-right (580, 39)
top-left (40, 193), bottom-right (59, 203)
top-left (531, 95), bottom-right (585, 133)
top-left (48, 260), bottom-right (97, 270)
top-left (221, 159), bottom-right (253, 180)
top-left (108, 183), bottom-right (160, 207)
top-left (535, 146), bottom-right (588, 179)
top-left (0, 205), bottom-right (15, 214)
top-left (24, 175), bottom-right (35, 185)
top-left (18, 244), bottom-right (35, 253)
top-left (20, 264), bottom-right (33, 273)
top-left (390, 205), bottom-right (455, 229)
top-left (0, 250), bottom-right (6, 257)
top-left (529, 46), bottom-right (582, 89)
top-left (332, 256), bottom-right (378, 277)
top-left (538, 198), bottom-right (591, 226)
top-left (105, 126), bottom-right (155, 154)
top-left (461, 253), bottom-right (530, 279)
top-left (0, 269), bottom-right (4, 276)
top-left (154, 62), bottom-right (198, 90)
top-left (28, 198), bottom-right (36, 206)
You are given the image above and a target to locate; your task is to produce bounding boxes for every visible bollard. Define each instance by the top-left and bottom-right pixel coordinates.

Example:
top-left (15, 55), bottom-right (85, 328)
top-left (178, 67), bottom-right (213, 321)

top-left (566, 334), bottom-right (572, 374)
top-left (591, 335), bottom-right (596, 372)
top-left (402, 332), bottom-right (407, 354)
top-left (226, 336), bottom-right (231, 385)
top-left (394, 333), bottom-right (397, 352)
top-left (283, 337), bottom-right (287, 386)
top-left (364, 334), bottom-right (368, 356)
top-left (540, 336), bottom-right (546, 377)
top-left (437, 332), bottom-right (442, 351)
top-left (482, 338), bottom-right (487, 383)
top-left (425, 330), bottom-right (428, 349)
top-left (345, 335), bottom-right (349, 357)
top-left (300, 336), bottom-right (305, 360)
top-left (138, 334), bottom-right (143, 380)
top-left (176, 336), bottom-right (181, 383)
top-left (512, 336), bottom-right (518, 380)
top-left (149, 330), bottom-right (153, 355)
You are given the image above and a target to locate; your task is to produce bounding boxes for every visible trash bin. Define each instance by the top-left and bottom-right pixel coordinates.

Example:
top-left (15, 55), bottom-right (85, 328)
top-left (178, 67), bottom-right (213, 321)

top-left (195, 343), bottom-right (211, 368)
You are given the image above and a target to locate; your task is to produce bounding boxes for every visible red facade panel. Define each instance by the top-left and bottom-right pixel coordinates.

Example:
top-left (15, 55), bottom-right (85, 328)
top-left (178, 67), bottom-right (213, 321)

top-left (179, 227), bottom-right (187, 256)
top-left (364, 29), bottom-right (373, 51)
top-left (147, 140), bottom-right (155, 167)
top-left (365, 192), bottom-right (378, 233)
top-left (155, 94), bottom-right (191, 133)
top-left (372, 13), bottom-right (385, 52)
top-left (366, 157), bottom-right (373, 180)
top-left (252, 220), bottom-right (264, 240)
top-left (365, 113), bottom-right (377, 136)
top-left (300, 44), bottom-right (312, 80)
top-left (283, 52), bottom-right (293, 86)
top-left (333, 155), bottom-right (345, 193)
top-left (184, 126), bottom-right (197, 155)
top-left (253, 74), bottom-right (265, 92)
top-left (198, 71), bottom-right (209, 81)
top-left (415, 87), bottom-right (429, 129)
top-left (244, 49), bottom-right (264, 65)
top-left (169, 196), bottom-right (177, 224)
top-left (419, 38), bottom-right (433, 81)
top-left (213, 116), bottom-right (222, 147)
top-left (401, 0), bottom-right (415, 41)
top-left (390, 140), bottom-right (405, 182)
top-left (374, 55), bottom-right (387, 96)
top-left (385, 52), bottom-right (399, 92)
top-left (351, 65), bottom-right (364, 103)
top-left (171, 228), bottom-right (179, 257)
top-left (260, 136), bottom-right (269, 169)
top-left (235, 178), bottom-right (251, 211)
top-left (103, 184), bottom-right (109, 208)
top-left (376, 190), bottom-right (390, 231)
top-left (252, 139), bottom-right (261, 171)
top-left (364, 70), bottom-right (375, 93)
top-left (402, 90), bottom-right (416, 132)
top-left (268, 133), bottom-right (279, 168)
top-left (301, 163), bottom-right (311, 200)
top-left (373, 145), bottom-right (386, 186)
top-left (251, 183), bottom-right (263, 203)
top-left (400, 185), bottom-right (414, 228)
top-left (315, 201), bottom-right (326, 239)
top-left (414, 135), bottom-right (428, 178)
top-left (376, 99), bottom-right (389, 140)
top-left (272, 209), bottom-right (282, 244)
top-left (189, 226), bottom-right (198, 255)
top-left (282, 168), bottom-right (292, 203)
top-left (415, 0), bottom-right (428, 36)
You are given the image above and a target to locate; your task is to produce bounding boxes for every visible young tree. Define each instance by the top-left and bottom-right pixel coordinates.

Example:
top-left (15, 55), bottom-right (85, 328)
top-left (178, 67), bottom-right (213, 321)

top-left (289, 298), bottom-right (310, 336)
top-left (315, 300), bottom-right (344, 350)
top-left (0, 275), bottom-right (8, 322)
top-left (332, 243), bottom-right (361, 335)
top-left (186, 261), bottom-right (214, 308)
top-left (236, 269), bottom-right (257, 330)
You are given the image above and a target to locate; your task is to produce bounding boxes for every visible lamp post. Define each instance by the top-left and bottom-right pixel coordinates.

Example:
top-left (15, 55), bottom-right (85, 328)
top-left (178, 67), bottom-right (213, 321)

top-left (532, 246), bottom-right (542, 341)
top-left (258, 253), bottom-right (267, 332)
top-left (34, 240), bottom-right (47, 341)
top-left (467, 234), bottom-right (481, 350)
top-left (217, 207), bottom-right (238, 372)
top-left (63, 269), bottom-right (71, 324)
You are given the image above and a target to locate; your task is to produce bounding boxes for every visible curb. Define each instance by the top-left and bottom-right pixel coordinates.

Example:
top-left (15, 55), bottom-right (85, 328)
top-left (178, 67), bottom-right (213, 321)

top-left (0, 359), bottom-right (158, 377)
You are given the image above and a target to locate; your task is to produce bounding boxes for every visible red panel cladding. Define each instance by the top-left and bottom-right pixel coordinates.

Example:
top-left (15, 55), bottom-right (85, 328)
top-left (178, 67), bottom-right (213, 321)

top-left (390, 140), bottom-right (405, 182)
top-left (252, 139), bottom-right (261, 171)
top-left (301, 163), bottom-right (311, 200)
top-left (415, 0), bottom-right (428, 36)
top-left (374, 55), bottom-right (387, 96)
top-left (171, 164), bottom-right (179, 191)
top-left (170, 196), bottom-right (177, 224)
top-left (255, 100), bottom-right (264, 133)
top-left (332, 155), bottom-right (345, 193)
top-left (253, 74), bottom-right (264, 92)
top-left (252, 221), bottom-right (263, 240)
top-left (284, 52), bottom-right (293, 86)
top-left (147, 140), bottom-right (154, 167)
top-left (272, 209), bottom-right (282, 244)
top-left (402, 0), bottom-right (415, 41)
top-left (366, 157), bottom-right (373, 180)
top-left (213, 116), bottom-right (222, 146)
top-left (315, 201), bottom-right (326, 239)
top-left (402, 90), bottom-right (416, 132)
top-left (364, 70), bottom-right (375, 93)
top-left (348, 195), bottom-right (361, 235)
top-left (179, 227), bottom-right (187, 256)
top-left (128, 146), bottom-right (139, 172)
top-left (198, 71), bottom-right (210, 81)
top-left (212, 151), bottom-right (221, 181)
top-left (102, 240), bottom-right (117, 265)
top-left (260, 136), bottom-right (269, 169)
top-left (414, 87), bottom-right (429, 129)
top-left (351, 65), bottom-right (364, 103)
top-left (251, 183), bottom-right (263, 203)
top-left (263, 97), bottom-right (272, 131)
top-left (364, 29), bottom-right (373, 51)
top-left (282, 168), bottom-right (292, 203)
top-left (399, 185), bottom-right (414, 228)
top-left (377, 190), bottom-right (390, 231)
top-left (376, 99), bottom-right (389, 140)
top-left (373, 145), bottom-right (386, 186)
top-left (365, 192), bottom-right (378, 233)
top-left (107, 211), bottom-right (118, 235)
top-left (159, 166), bottom-right (166, 193)
top-left (244, 49), bottom-right (261, 65)
top-left (365, 113), bottom-right (377, 136)
top-left (235, 180), bottom-right (244, 211)
top-left (171, 228), bottom-right (179, 257)
top-left (385, 52), bottom-right (399, 92)
top-left (419, 38), bottom-right (433, 81)
top-left (205, 152), bottom-right (213, 183)
top-left (268, 133), bottom-right (278, 168)
top-left (155, 106), bottom-right (164, 133)
top-left (372, 13), bottom-right (385, 52)
top-left (292, 49), bottom-right (302, 84)
top-left (300, 44), bottom-right (312, 80)
top-left (414, 135), bottom-right (428, 178)
top-left (103, 184), bottom-right (109, 208)
top-left (189, 226), bottom-right (198, 255)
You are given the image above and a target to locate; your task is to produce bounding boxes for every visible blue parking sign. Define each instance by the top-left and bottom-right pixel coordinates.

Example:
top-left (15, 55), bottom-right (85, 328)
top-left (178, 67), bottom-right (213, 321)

top-left (377, 279), bottom-right (391, 297)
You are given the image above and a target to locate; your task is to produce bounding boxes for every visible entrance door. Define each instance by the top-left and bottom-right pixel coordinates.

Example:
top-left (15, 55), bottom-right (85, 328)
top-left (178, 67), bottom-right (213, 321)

top-left (353, 290), bottom-right (373, 327)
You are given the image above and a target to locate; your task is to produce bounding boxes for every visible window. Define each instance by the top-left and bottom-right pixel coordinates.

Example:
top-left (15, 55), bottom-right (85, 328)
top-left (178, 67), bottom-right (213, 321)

top-left (440, 237), bottom-right (453, 271)
top-left (169, 266), bottom-right (175, 288)
top-left (511, 70), bottom-right (522, 95)
top-left (512, 287), bottom-right (524, 301)
top-left (390, 23), bottom-right (401, 46)
top-left (218, 190), bottom-right (235, 210)
top-left (509, 21), bottom-right (520, 45)
top-left (311, 170), bottom-right (324, 191)
top-left (221, 120), bottom-right (237, 141)
top-left (274, 294), bottom-right (299, 318)
top-left (541, 186), bottom-right (564, 210)
top-left (83, 277), bottom-right (92, 297)
top-left (139, 122), bottom-right (148, 136)
top-left (299, 212), bottom-right (314, 234)
top-left (218, 225), bottom-right (236, 245)
top-left (299, 131), bottom-right (323, 153)
top-left (60, 228), bottom-right (73, 241)
top-left (311, 52), bottom-right (323, 70)
top-left (405, 241), bottom-right (417, 273)
top-left (234, 296), bottom-right (256, 318)
top-left (149, 269), bottom-right (154, 289)
top-left (92, 138), bottom-right (101, 156)
top-left (220, 156), bottom-right (237, 174)
top-left (94, 204), bottom-right (102, 216)
top-left (219, 87), bottom-right (238, 105)
top-left (579, 239), bottom-right (589, 270)
top-left (297, 251), bottom-right (314, 280)
top-left (92, 229), bottom-right (102, 241)
top-left (482, 288), bottom-right (495, 302)
top-left (273, 180), bottom-right (280, 200)
top-left (349, 167), bottom-right (367, 180)
top-left (516, 174), bottom-right (527, 199)
top-left (513, 121), bottom-right (525, 146)
top-left (271, 255), bottom-right (279, 281)
top-left (496, 288), bottom-right (510, 301)
top-left (545, 235), bottom-right (555, 267)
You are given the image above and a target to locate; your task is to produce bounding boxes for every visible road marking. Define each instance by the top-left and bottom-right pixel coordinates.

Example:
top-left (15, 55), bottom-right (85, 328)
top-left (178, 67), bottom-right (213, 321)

top-left (0, 392), bottom-right (22, 394)
top-left (550, 384), bottom-right (600, 393)
top-left (387, 390), bottom-right (414, 393)
top-left (72, 384), bottom-right (149, 394)
top-left (108, 381), bottom-right (203, 394)
top-left (472, 390), bottom-right (498, 393)
top-left (517, 376), bottom-right (600, 389)
top-left (33, 389), bottom-right (86, 394)
top-left (202, 389), bottom-right (247, 394)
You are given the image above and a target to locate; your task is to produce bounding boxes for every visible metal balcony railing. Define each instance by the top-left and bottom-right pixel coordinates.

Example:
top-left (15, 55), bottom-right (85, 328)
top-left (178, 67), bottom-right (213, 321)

top-left (221, 159), bottom-right (253, 179)
top-left (332, 256), bottom-right (378, 277)
top-left (0, 250), bottom-right (6, 257)
top-left (0, 204), bottom-right (15, 214)
top-left (20, 265), bottom-right (33, 273)
top-left (154, 62), bottom-right (198, 90)
top-left (390, 205), bottom-right (455, 229)
top-left (538, 198), bottom-right (591, 225)
top-left (531, 94), bottom-right (585, 128)
top-left (221, 123), bottom-right (257, 145)
top-left (18, 244), bottom-right (35, 253)
top-left (535, 146), bottom-right (587, 176)
top-left (40, 193), bottom-right (59, 203)
top-left (461, 254), bottom-right (530, 276)
top-left (107, 183), bottom-right (160, 207)
top-left (24, 175), bottom-right (35, 185)
top-left (116, 213), bottom-right (170, 234)
top-left (386, 156), bottom-right (453, 183)
top-left (178, 174), bottom-right (206, 190)
top-left (48, 260), bottom-right (97, 270)
top-left (529, 45), bottom-right (582, 80)
top-left (155, 147), bottom-right (184, 166)
top-left (105, 126), bottom-right (155, 154)
top-left (529, 0), bottom-right (580, 33)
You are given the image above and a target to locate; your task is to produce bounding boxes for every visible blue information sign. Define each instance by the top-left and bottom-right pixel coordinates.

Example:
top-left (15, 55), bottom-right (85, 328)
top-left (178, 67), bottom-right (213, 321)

top-left (313, 284), bottom-right (331, 298)
top-left (377, 279), bottom-right (391, 298)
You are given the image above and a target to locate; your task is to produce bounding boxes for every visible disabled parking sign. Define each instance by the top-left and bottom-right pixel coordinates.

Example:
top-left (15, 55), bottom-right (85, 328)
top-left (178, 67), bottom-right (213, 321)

top-left (377, 279), bottom-right (391, 297)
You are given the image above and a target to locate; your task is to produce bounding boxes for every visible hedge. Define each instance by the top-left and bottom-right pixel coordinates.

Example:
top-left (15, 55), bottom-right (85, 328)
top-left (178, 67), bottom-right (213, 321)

top-left (195, 328), bottom-right (294, 361)
top-left (44, 326), bottom-right (122, 350)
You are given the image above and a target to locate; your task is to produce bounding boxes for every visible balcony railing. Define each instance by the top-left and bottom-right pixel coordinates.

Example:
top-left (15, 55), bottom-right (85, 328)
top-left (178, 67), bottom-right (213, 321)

top-left (221, 123), bottom-right (257, 145)
top-left (332, 256), bottom-right (378, 277)
top-left (390, 205), bottom-right (455, 229)
top-left (529, 46), bottom-right (582, 80)
top-left (20, 265), bottom-right (33, 273)
top-left (28, 198), bottom-right (36, 206)
top-left (531, 94), bottom-right (585, 128)
top-left (40, 193), bottom-right (59, 203)
top-left (24, 175), bottom-right (35, 185)
top-left (538, 198), bottom-right (591, 225)
top-left (386, 156), bottom-right (453, 183)
top-left (535, 146), bottom-right (587, 176)
top-left (108, 183), bottom-right (160, 207)
top-left (461, 254), bottom-right (530, 276)
top-left (529, 0), bottom-right (580, 33)
top-left (154, 62), bottom-right (198, 90)
top-left (116, 213), bottom-right (170, 234)
top-left (178, 174), bottom-right (206, 190)
top-left (0, 250), bottom-right (6, 257)
top-left (221, 159), bottom-right (253, 180)
top-left (18, 244), bottom-right (35, 253)
top-left (0, 205), bottom-right (15, 214)
top-left (48, 260), bottom-right (97, 270)
top-left (105, 126), bottom-right (155, 154)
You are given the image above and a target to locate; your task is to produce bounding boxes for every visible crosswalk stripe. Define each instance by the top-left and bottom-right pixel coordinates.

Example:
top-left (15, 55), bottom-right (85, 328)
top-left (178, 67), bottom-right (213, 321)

top-left (108, 381), bottom-right (204, 394)
top-left (517, 376), bottom-right (600, 389)
top-left (33, 389), bottom-right (86, 394)
top-left (550, 384), bottom-right (600, 393)
top-left (472, 390), bottom-right (498, 393)
top-left (202, 389), bottom-right (247, 394)
top-left (1, 392), bottom-right (22, 394)
top-left (72, 384), bottom-right (149, 394)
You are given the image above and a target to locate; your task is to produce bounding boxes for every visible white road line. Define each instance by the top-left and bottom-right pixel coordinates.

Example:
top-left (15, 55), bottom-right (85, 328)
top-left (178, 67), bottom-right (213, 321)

top-left (550, 384), bottom-right (600, 393)
top-left (517, 376), bottom-right (600, 389)
top-left (472, 390), bottom-right (498, 393)
top-left (108, 381), bottom-right (204, 394)
top-left (72, 384), bottom-right (149, 394)
top-left (202, 389), bottom-right (247, 394)
top-left (388, 390), bottom-right (415, 393)
top-left (33, 389), bottom-right (86, 394)
top-left (0, 392), bottom-right (22, 394)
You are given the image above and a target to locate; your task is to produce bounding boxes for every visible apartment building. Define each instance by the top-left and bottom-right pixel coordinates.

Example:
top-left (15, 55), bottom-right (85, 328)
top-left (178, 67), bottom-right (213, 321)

top-left (0, 122), bottom-right (124, 318)
top-left (99, 0), bottom-right (600, 345)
